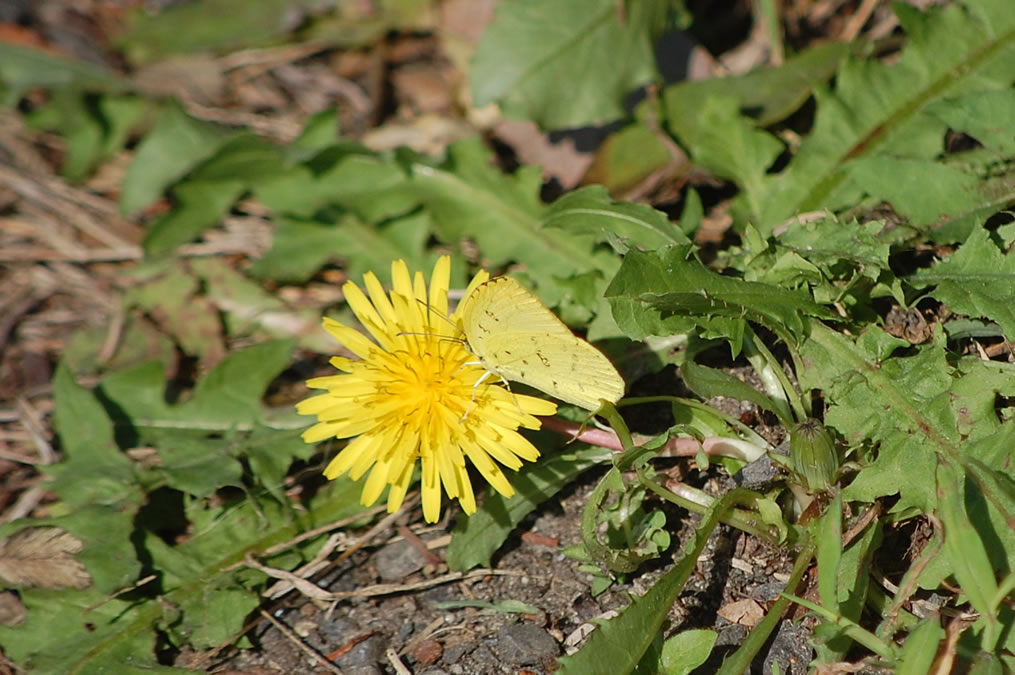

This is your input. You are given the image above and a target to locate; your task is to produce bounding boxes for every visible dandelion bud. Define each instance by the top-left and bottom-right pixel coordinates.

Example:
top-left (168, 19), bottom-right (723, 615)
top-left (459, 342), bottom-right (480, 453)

top-left (789, 419), bottom-right (839, 492)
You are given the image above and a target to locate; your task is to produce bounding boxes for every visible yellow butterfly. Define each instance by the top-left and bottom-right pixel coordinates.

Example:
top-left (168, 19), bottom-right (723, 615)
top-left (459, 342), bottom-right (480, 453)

top-left (459, 277), bottom-right (625, 411)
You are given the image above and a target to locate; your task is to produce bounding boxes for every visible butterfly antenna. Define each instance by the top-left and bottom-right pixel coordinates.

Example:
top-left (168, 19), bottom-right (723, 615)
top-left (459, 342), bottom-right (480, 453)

top-left (415, 298), bottom-right (464, 337)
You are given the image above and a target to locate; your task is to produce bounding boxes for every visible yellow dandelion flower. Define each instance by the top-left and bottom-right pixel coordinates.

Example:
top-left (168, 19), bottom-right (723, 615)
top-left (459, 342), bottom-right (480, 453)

top-left (297, 257), bottom-right (558, 523)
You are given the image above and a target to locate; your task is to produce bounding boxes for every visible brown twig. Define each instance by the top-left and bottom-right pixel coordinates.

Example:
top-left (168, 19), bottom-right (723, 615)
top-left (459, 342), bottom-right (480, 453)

top-left (257, 608), bottom-right (344, 674)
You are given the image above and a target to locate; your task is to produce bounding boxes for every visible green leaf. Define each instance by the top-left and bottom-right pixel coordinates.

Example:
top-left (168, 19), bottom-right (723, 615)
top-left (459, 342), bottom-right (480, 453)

top-left (662, 41), bottom-right (851, 141)
top-left (45, 365), bottom-right (142, 508)
top-left (803, 325), bottom-right (960, 513)
top-left (844, 157), bottom-right (985, 227)
top-left (937, 462), bottom-right (1000, 630)
top-left (470, 0), bottom-right (665, 128)
top-left (927, 89), bottom-right (1015, 155)
top-left (0, 42), bottom-right (125, 105)
top-left (408, 139), bottom-right (608, 287)
top-left (0, 588), bottom-right (180, 674)
top-left (659, 629), bottom-right (717, 675)
top-left (121, 101), bottom-right (233, 216)
top-left (680, 358), bottom-right (786, 422)
top-left (689, 0), bottom-right (1015, 233)
top-left (909, 226), bottom-right (1015, 341)
top-left (543, 185), bottom-right (690, 253)
top-left (447, 448), bottom-right (601, 570)
top-left (815, 494), bottom-right (843, 611)
top-left (124, 263), bottom-right (225, 362)
top-left (119, 0), bottom-right (296, 65)
top-left (897, 618), bottom-right (946, 675)
top-left (683, 96), bottom-right (785, 220)
top-left (144, 179), bottom-right (245, 257)
top-left (606, 247), bottom-right (834, 345)
top-left (250, 211), bottom-right (430, 284)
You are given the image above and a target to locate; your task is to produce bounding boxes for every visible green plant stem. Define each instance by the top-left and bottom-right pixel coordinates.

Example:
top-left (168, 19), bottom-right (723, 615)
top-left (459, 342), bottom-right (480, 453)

top-left (742, 327), bottom-right (807, 422)
top-left (715, 533), bottom-right (816, 675)
top-left (637, 468), bottom-right (782, 545)
top-left (784, 593), bottom-right (897, 660)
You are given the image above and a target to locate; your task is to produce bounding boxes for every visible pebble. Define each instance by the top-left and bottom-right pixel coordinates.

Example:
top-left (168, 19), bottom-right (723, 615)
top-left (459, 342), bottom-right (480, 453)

top-left (493, 623), bottom-right (559, 665)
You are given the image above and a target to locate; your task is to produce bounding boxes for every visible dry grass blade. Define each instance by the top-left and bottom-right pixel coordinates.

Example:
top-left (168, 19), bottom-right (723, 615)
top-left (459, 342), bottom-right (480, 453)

top-left (0, 527), bottom-right (92, 590)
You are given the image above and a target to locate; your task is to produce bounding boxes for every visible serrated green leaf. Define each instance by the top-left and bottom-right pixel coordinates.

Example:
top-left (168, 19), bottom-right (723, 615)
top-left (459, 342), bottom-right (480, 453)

top-left (909, 227), bottom-right (1015, 341)
top-left (607, 247), bottom-right (833, 345)
top-left (470, 0), bottom-right (664, 128)
top-left (682, 0), bottom-right (1015, 233)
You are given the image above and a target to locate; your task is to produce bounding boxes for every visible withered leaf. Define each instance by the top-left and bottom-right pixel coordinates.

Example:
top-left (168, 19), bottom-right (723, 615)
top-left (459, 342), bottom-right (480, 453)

top-left (0, 590), bottom-right (26, 626)
top-left (0, 527), bottom-right (92, 589)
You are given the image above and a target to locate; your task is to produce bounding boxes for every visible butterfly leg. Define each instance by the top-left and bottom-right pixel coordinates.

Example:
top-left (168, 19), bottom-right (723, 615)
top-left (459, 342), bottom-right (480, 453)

top-left (461, 368), bottom-right (495, 423)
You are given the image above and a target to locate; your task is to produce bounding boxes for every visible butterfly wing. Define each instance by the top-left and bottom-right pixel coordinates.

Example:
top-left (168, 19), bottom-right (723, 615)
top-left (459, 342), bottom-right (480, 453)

top-left (461, 277), bottom-right (572, 356)
top-left (480, 332), bottom-right (625, 411)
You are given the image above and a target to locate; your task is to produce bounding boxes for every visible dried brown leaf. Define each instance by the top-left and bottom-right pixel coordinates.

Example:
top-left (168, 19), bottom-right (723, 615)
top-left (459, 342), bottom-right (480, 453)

top-left (0, 527), bottom-right (92, 589)
top-left (0, 590), bottom-right (26, 626)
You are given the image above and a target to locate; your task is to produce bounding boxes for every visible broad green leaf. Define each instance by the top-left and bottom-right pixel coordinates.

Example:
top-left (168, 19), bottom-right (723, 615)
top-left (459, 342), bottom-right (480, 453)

top-left (447, 447), bottom-right (601, 570)
top-left (121, 101), bottom-right (233, 215)
top-left (683, 96), bottom-right (784, 221)
top-left (470, 0), bottom-right (665, 128)
top-left (909, 227), bottom-right (1015, 341)
top-left (0, 42), bottom-right (125, 105)
top-left (927, 89), bottom-right (1015, 155)
top-left (663, 41), bottom-right (851, 141)
top-left (543, 185), bottom-right (690, 253)
top-left (659, 629), bottom-right (717, 675)
top-left (844, 157), bottom-right (985, 227)
top-left (45, 365), bottom-right (142, 508)
top-left (0, 588), bottom-right (179, 674)
top-left (249, 211), bottom-right (429, 284)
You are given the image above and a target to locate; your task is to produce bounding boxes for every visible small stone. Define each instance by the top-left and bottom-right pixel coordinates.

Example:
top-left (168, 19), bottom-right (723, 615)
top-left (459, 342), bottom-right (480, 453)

top-left (493, 623), bottom-right (559, 665)
top-left (375, 539), bottom-right (427, 581)
top-left (413, 638), bottom-right (443, 665)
